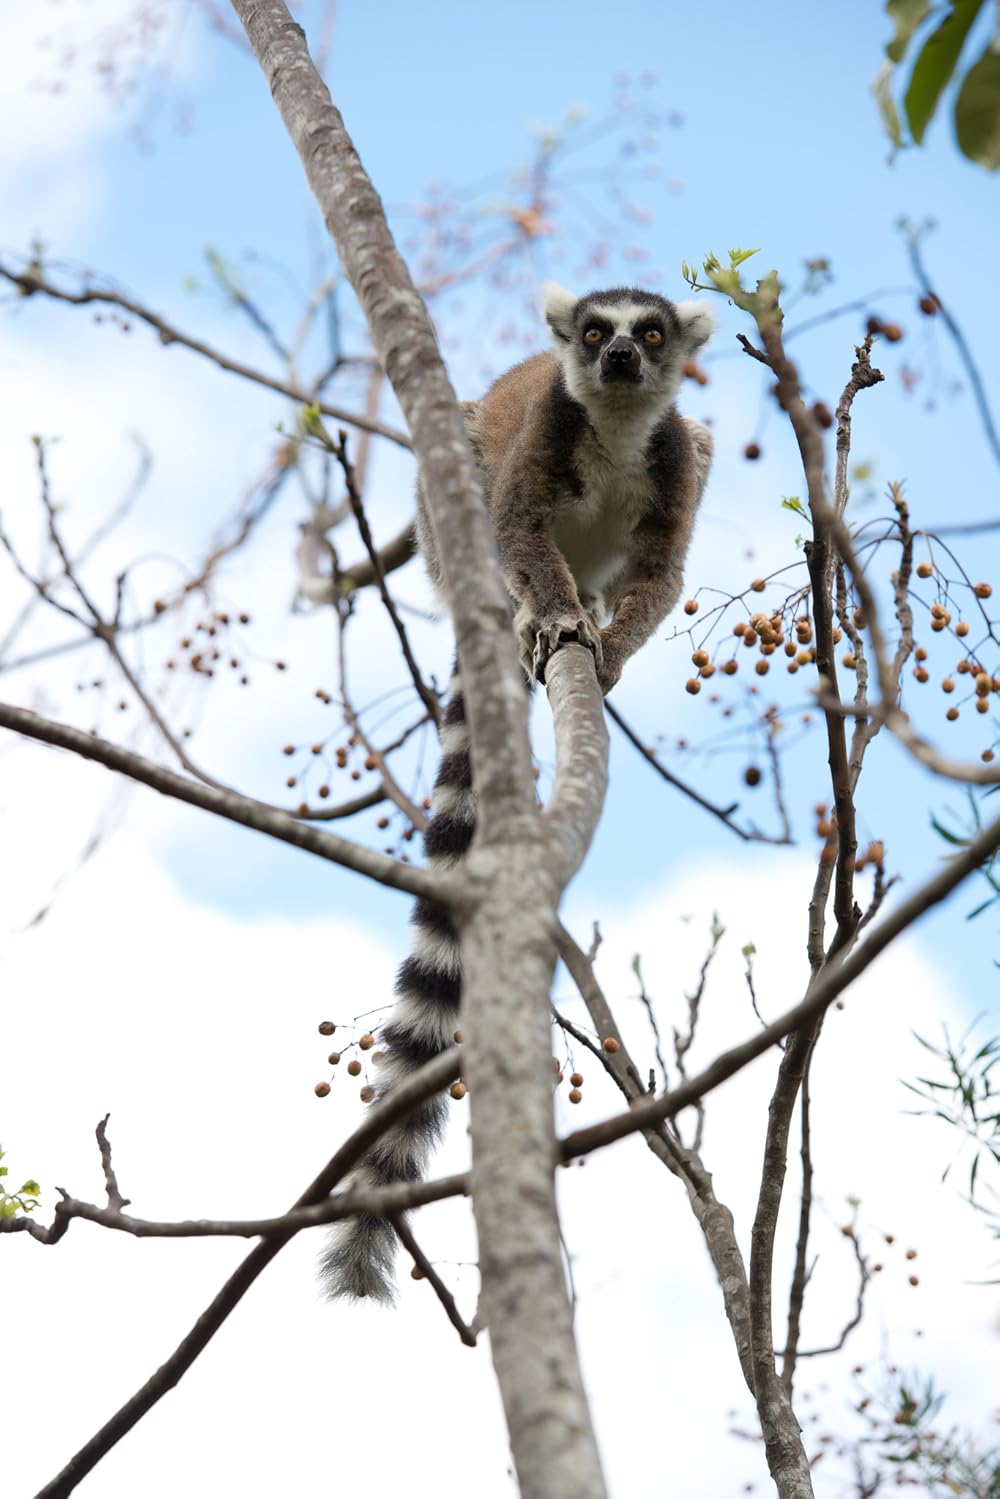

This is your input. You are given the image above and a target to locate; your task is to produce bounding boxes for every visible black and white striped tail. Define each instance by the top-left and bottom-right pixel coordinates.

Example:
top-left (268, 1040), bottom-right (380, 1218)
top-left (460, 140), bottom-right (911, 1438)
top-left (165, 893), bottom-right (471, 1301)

top-left (319, 667), bottom-right (474, 1303)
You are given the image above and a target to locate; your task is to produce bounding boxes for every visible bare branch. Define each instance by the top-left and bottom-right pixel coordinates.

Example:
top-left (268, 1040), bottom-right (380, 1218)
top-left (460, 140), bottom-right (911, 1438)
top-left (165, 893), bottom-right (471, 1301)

top-left (230, 8), bottom-right (603, 1494)
top-left (605, 700), bottom-right (792, 844)
top-left (0, 702), bottom-right (448, 902)
top-left (780, 1056), bottom-right (814, 1395)
top-left (902, 228), bottom-right (1000, 473)
top-left (391, 1214), bottom-right (478, 1347)
top-left (95, 1115), bottom-right (129, 1213)
top-left (543, 644), bottom-right (609, 885)
top-left (0, 260), bottom-right (411, 449)
top-left (561, 801), bottom-right (1000, 1155)
top-left (792, 1221), bottom-right (870, 1363)
top-left (34, 1046), bottom-right (461, 1499)
top-left (1, 1171), bottom-right (469, 1245)
top-left (332, 430), bottom-right (441, 727)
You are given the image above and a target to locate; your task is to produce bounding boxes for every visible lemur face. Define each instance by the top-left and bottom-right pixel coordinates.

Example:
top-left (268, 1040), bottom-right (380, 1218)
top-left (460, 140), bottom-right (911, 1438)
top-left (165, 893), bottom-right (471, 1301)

top-left (543, 283), bottom-right (715, 410)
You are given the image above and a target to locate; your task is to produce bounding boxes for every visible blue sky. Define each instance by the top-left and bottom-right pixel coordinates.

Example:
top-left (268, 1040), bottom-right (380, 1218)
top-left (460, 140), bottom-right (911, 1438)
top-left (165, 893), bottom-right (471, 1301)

top-left (3, 3), bottom-right (999, 1495)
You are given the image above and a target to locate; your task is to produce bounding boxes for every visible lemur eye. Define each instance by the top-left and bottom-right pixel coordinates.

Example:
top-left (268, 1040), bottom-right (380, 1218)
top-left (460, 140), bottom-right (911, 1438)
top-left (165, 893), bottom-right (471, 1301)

top-left (643, 328), bottom-right (664, 345)
top-left (583, 326), bottom-right (604, 345)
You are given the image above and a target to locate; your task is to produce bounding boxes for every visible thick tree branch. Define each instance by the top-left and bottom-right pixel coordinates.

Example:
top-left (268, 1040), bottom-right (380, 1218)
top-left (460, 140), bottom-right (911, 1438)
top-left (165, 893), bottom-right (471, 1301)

top-left (542, 644), bottom-right (609, 884)
top-left (230, 7), bottom-right (605, 1495)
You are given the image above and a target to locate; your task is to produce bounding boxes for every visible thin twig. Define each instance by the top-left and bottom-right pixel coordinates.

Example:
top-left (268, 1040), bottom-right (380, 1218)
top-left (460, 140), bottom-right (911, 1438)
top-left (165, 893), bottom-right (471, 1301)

top-left (604, 701), bottom-right (791, 844)
top-left (0, 261), bottom-right (412, 449)
top-left (0, 701), bottom-right (447, 902)
top-left (902, 228), bottom-right (1000, 471)
top-left (34, 1047), bottom-right (462, 1499)
top-left (391, 1214), bottom-right (477, 1347)
top-left (334, 430), bottom-right (441, 727)
top-left (94, 1116), bottom-right (129, 1214)
top-left (780, 1053), bottom-right (815, 1395)
top-left (792, 1222), bottom-right (870, 1362)
top-left (561, 801), bottom-right (1000, 1157)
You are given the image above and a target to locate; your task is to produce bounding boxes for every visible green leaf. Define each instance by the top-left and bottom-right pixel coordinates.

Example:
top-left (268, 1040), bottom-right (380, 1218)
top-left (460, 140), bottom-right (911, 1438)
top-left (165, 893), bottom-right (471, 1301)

top-left (886, 0), bottom-right (932, 63)
top-left (299, 403), bottom-right (333, 449)
top-left (728, 247), bottom-right (761, 269)
top-left (873, 60), bottom-right (905, 150)
top-left (904, 0), bottom-right (987, 145)
top-left (954, 44), bottom-right (1000, 169)
top-left (930, 815), bottom-right (963, 845)
top-left (19, 1179), bottom-right (40, 1197)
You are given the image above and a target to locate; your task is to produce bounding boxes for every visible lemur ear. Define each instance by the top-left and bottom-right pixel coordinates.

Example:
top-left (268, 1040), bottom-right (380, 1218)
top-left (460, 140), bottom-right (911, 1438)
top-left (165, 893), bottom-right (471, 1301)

top-left (542, 282), bottom-right (578, 343)
top-left (674, 300), bottom-right (716, 352)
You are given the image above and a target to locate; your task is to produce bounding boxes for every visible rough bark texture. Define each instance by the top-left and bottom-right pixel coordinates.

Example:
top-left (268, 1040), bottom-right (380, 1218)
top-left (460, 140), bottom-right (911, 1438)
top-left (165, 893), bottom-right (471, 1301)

top-left (231, 5), bottom-right (608, 1492)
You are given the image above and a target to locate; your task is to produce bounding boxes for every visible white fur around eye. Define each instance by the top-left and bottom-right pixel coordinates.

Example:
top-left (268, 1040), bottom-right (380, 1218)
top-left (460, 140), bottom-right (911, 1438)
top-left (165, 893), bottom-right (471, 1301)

top-left (674, 299), bottom-right (716, 351)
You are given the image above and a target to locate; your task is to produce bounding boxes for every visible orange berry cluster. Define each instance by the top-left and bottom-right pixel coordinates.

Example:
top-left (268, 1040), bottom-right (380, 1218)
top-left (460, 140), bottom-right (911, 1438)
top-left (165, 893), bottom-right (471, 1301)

top-left (684, 598), bottom-right (835, 698)
top-left (162, 609), bottom-right (263, 687)
top-left (281, 730), bottom-right (375, 802)
top-left (553, 1054), bottom-right (586, 1104)
top-left (902, 567), bottom-right (997, 755)
top-left (313, 1019), bottom-right (466, 1103)
top-left (312, 1019), bottom-right (380, 1098)
top-left (280, 729), bottom-right (429, 834)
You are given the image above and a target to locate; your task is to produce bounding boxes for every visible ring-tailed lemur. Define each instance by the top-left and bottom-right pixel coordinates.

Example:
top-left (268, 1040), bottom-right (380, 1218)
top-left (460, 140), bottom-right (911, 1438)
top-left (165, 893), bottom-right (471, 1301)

top-left (320, 284), bottom-right (715, 1302)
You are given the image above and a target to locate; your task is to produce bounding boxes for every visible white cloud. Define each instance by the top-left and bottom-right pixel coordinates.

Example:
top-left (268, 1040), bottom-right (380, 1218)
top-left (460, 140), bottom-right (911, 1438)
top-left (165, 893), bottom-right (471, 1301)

top-left (3, 755), bottom-right (995, 1499)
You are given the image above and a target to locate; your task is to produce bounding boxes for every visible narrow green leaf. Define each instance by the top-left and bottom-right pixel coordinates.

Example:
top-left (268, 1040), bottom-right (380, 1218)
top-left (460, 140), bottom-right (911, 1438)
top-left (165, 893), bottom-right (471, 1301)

top-left (930, 815), bottom-right (963, 845)
top-left (955, 44), bottom-right (1000, 169)
top-left (873, 60), bottom-right (904, 149)
top-left (904, 0), bottom-right (987, 145)
top-left (886, 0), bottom-right (932, 62)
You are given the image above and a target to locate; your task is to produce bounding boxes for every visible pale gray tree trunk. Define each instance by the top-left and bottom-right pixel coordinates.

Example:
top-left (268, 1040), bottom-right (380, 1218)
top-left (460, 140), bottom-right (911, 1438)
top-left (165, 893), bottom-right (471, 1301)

top-left (231, 4), bottom-right (609, 1493)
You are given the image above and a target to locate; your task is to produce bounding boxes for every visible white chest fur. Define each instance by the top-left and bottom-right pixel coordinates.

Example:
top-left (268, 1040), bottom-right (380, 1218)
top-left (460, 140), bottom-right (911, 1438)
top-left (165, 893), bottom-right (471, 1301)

top-left (550, 414), bottom-right (656, 596)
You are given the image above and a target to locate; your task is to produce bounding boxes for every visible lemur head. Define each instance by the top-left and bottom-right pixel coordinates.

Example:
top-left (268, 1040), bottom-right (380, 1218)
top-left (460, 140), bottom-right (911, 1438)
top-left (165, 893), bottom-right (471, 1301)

top-left (542, 283), bottom-right (715, 412)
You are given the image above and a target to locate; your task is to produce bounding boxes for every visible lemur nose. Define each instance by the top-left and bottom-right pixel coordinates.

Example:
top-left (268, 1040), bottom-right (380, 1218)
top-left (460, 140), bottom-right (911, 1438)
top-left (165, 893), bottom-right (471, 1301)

top-left (605, 339), bottom-right (636, 363)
